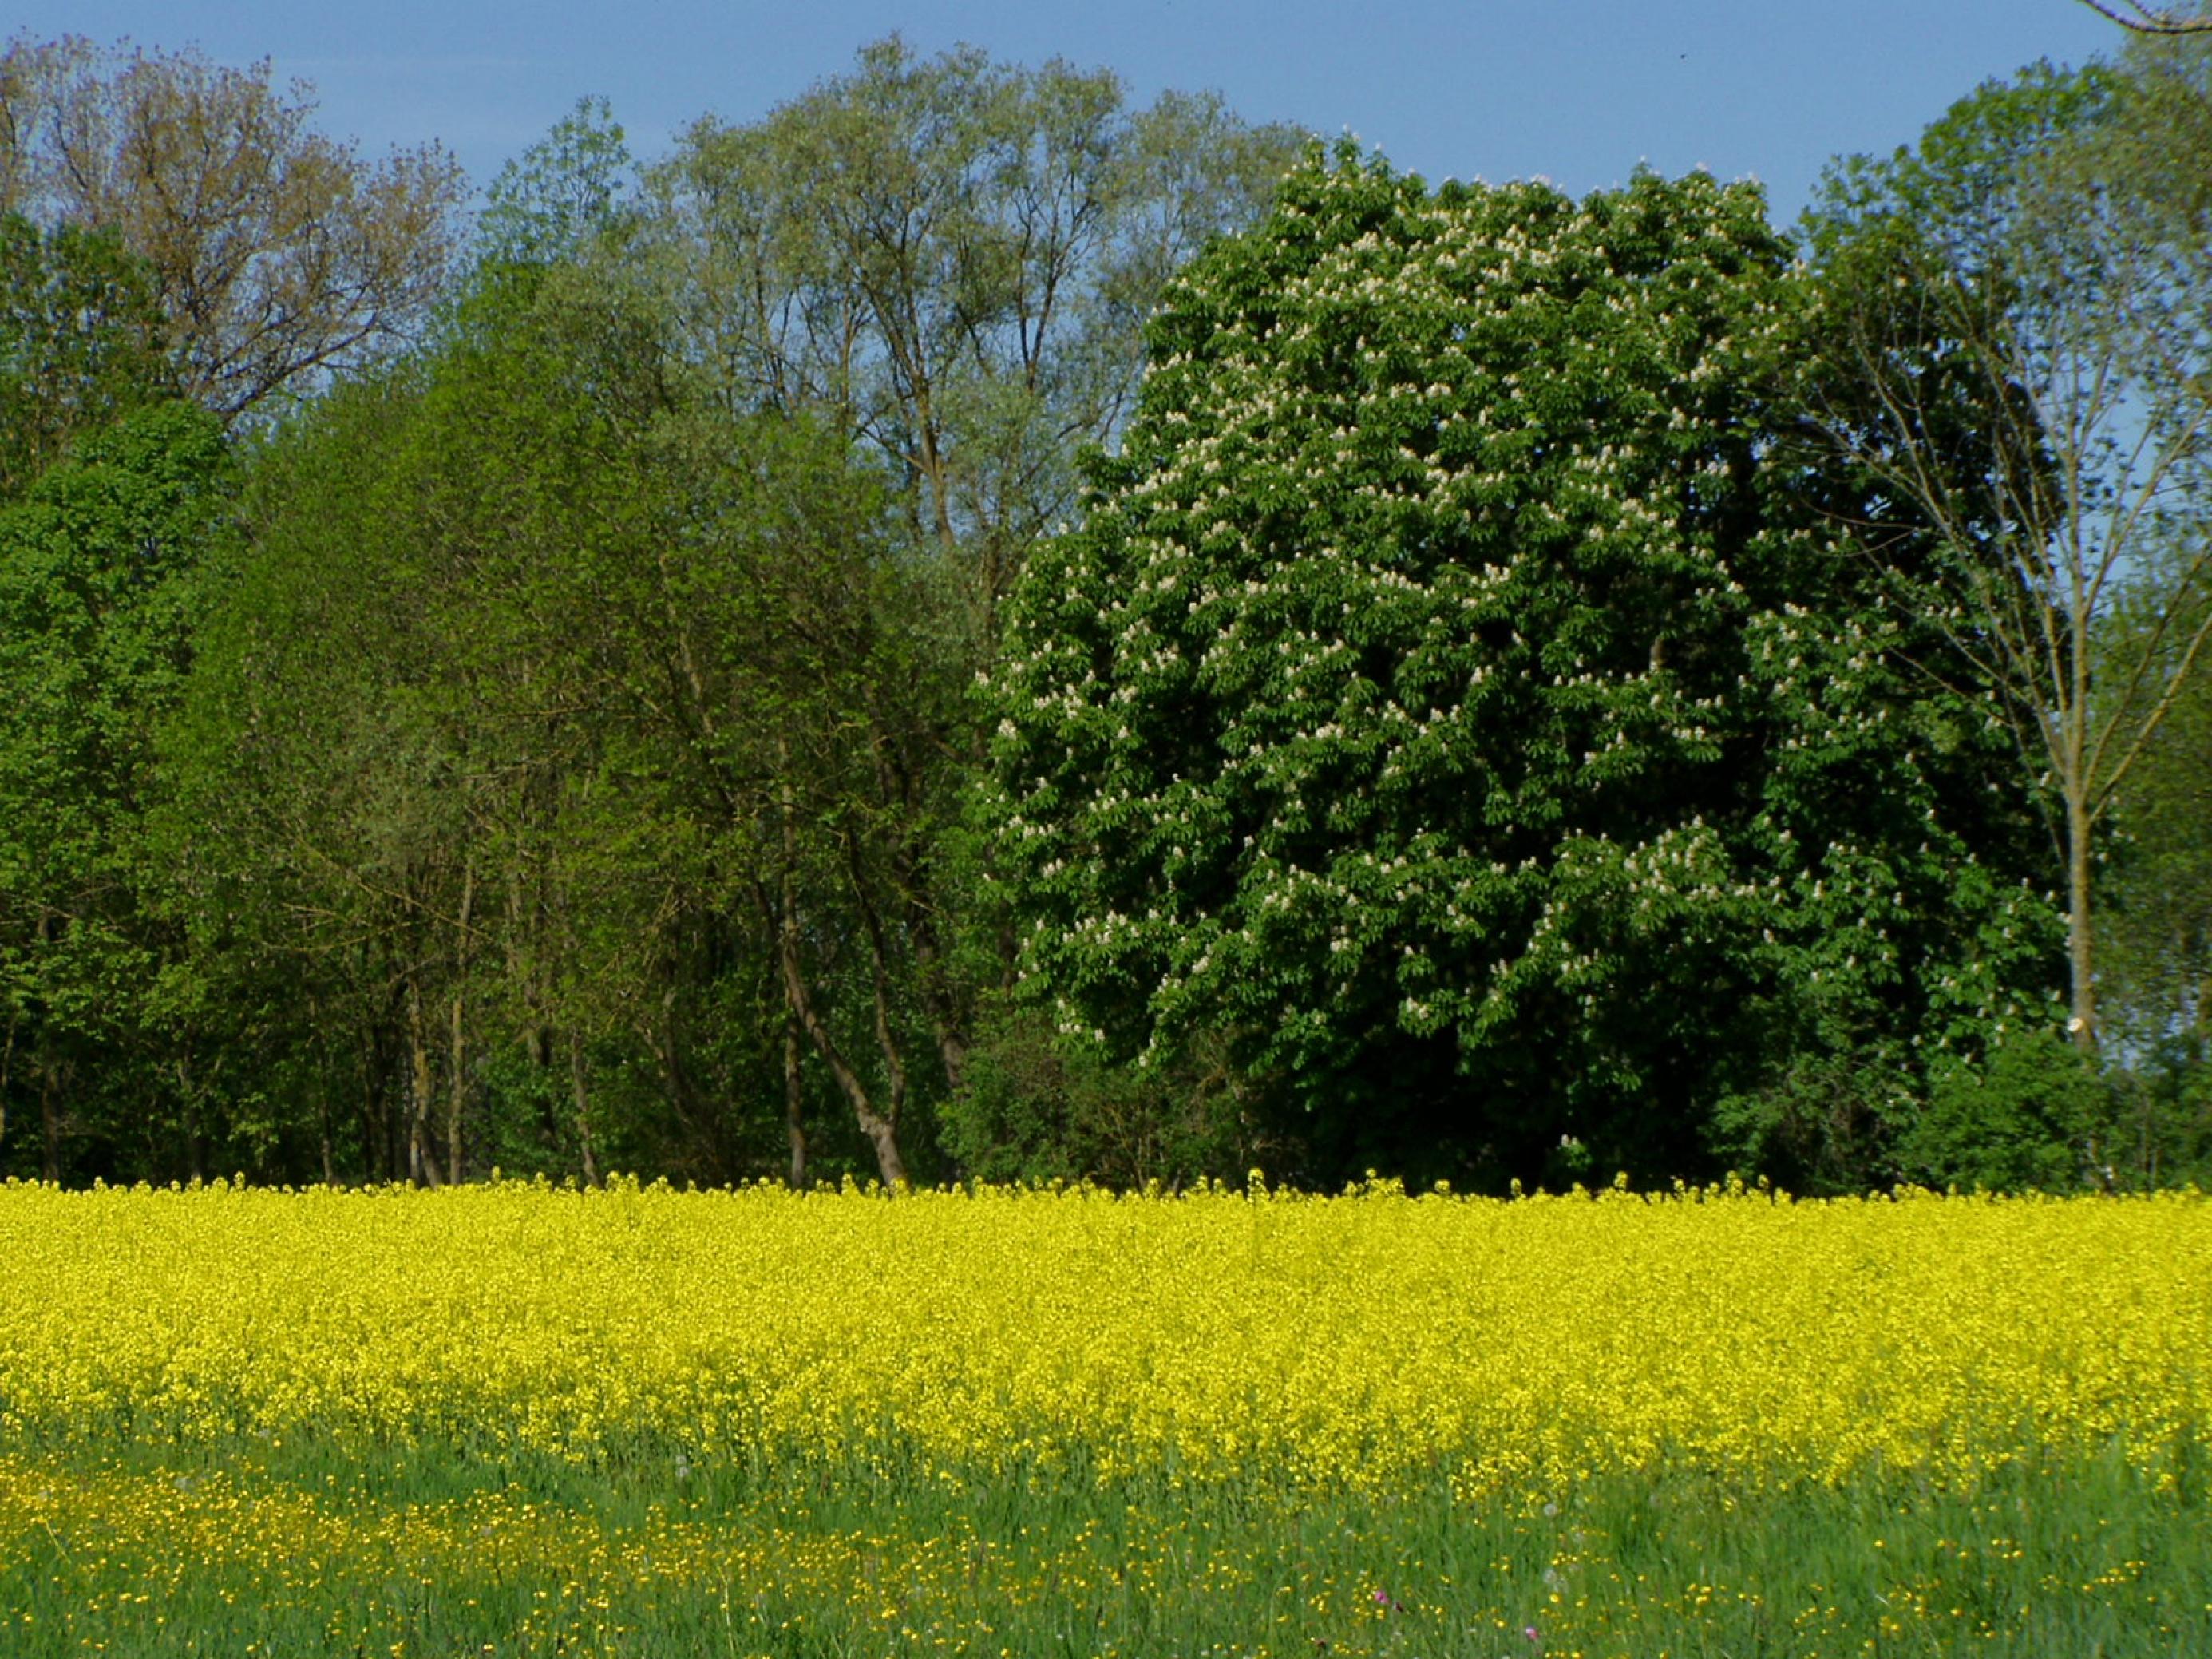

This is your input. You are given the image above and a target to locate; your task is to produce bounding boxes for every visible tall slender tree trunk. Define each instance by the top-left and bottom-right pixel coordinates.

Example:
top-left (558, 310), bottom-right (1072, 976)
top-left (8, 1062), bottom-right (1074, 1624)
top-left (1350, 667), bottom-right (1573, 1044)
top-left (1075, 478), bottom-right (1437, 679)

top-left (847, 834), bottom-right (912, 1136)
top-left (447, 988), bottom-right (469, 1183)
top-left (770, 749), bottom-right (908, 1186)
top-left (448, 861), bottom-right (475, 1182)
top-left (358, 1022), bottom-right (384, 1182)
top-left (776, 921), bottom-right (908, 1186)
top-left (177, 1056), bottom-right (204, 1183)
top-left (762, 873), bottom-right (908, 1187)
top-left (784, 1014), bottom-right (808, 1190)
top-left (908, 921), bottom-right (968, 1097)
top-left (38, 1047), bottom-right (59, 1184)
top-left (638, 992), bottom-right (710, 1163)
top-left (30, 913), bottom-right (54, 1180)
top-left (404, 972), bottom-right (445, 1188)
top-left (879, 778), bottom-right (967, 1095)
top-left (305, 992), bottom-right (335, 1186)
top-left (568, 1032), bottom-right (600, 1187)
top-left (2068, 789), bottom-right (2097, 1053)
top-left (0, 1001), bottom-right (17, 1160)
top-left (506, 859), bottom-right (560, 1151)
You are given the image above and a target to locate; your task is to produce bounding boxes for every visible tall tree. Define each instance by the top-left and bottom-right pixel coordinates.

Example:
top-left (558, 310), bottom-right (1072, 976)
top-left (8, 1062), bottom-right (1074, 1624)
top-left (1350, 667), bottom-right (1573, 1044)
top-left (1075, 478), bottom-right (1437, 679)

top-left (478, 96), bottom-right (639, 267)
top-left (634, 40), bottom-right (1308, 1133)
top-left (1791, 55), bottom-right (2212, 1052)
top-left (0, 400), bottom-right (231, 1179)
top-left (176, 258), bottom-right (950, 1188)
top-left (176, 303), bottom-right (627, 1188)
top-left (2101, 547), bottom-right (2212, 1050)
top-left (643, 35), bottom-right (1308, 641)
top-left (0, 34), bottom-right (465, 419)
top-left (991, 150), bottom-right (2052, 1189)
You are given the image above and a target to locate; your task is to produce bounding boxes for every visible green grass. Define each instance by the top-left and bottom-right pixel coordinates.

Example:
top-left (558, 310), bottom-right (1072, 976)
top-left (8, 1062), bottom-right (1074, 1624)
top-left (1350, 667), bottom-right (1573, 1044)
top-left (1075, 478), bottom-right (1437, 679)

top-left (2, 1434), bottom-right (2206, 1657)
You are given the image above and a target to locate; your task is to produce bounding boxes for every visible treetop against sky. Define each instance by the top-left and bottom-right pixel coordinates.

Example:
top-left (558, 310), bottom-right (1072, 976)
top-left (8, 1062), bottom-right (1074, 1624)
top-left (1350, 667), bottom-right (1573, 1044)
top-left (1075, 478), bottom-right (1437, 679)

top-left (6, 2), bottom-right (2125, 226)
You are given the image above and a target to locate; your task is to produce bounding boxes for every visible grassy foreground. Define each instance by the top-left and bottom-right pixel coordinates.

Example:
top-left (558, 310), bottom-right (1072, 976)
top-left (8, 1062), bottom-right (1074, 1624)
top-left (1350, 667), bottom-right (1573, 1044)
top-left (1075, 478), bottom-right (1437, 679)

top-left (1, 1178), bottom-right (2207, 1655)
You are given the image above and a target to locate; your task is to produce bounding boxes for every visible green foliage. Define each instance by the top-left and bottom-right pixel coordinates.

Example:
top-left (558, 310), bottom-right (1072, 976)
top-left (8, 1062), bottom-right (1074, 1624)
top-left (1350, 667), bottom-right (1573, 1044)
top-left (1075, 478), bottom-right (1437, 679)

top-left (1707, 1051), bottom-right (1920, 1197)
top-left (2110, 1035), bottom-right (2212, 1185)
top-left (1802, 60), bottom-right (2120, 273)
top-left (2099, 544), bottom-right (2212, 1138)
top-left (478, 96), bottom-right (639, 267)
top-left (643, 37), bottom-right (1310, 632)
top-left (1901, 1031), bottom-right (2117, 1192)
top-left (171, 257), bottom-right (970, 1187)
top-left (0, 398), bottom-right (232, 1176)
top-left (0, 213), bottom-right (172, 501)
top-left (1882, 1027), bottom-right (2212, 1194)
top-left (943, 1003), bottom-right (1266, 1186)
top-left (992, 148), bottom-right (2058, 1189)
top-left (1792, 55), bottom-right (2212, 1051)
top-left (0, 38), bottom-right (1314, 1190)
top-left (3, 32), bottom-right (2184, 1195)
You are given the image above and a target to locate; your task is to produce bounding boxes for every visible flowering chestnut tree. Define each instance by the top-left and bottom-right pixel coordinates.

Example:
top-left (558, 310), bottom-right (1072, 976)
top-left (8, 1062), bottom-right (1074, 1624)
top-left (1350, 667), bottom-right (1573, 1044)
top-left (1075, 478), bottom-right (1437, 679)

top-left (990, 148), bottom-right (2055, 1186)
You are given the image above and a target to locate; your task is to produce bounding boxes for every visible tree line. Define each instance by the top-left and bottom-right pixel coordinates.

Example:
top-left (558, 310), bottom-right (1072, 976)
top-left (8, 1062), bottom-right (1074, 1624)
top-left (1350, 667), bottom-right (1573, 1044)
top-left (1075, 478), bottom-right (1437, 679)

top-left (1, 27), bottom-right (2207, 1195)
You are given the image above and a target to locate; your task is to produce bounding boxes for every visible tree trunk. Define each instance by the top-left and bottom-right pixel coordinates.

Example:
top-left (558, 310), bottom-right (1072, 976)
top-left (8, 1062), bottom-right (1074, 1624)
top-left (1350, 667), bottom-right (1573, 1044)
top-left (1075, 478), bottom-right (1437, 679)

top-left (38, 1047), bottom-right (59, 1184)
top-left (404, 972), bottom-right (445, 1188)
top-left (177, 1055), bottom-right (204, 1183)
top-left (887, 828), bottom-right (968, 1095)
top-left (306, 991), bottom-right (335, 1186)
top-left (569, 1032), bottom-right (600, 1187)
top-left (761, 873), bottom-right (908, 1187)
top-left (0, 1001), bottom-right (16, 1161)
top-left (447, 988), bottom-right (468, 1183)
top-left (507, 859), bottom-right (559, 1141)
top-left (358, 1020), bottom-right (386, 1182)
top-left (770, 746), bottom-right (907, 1185)
top-left (448, 860), bottom-right (475, 1182)
top-left (638, 992), bottom-right (710, 1163)
top-left (846, 835), bottom-right (912, 1140)
top-left (2068, 789), bottom-right (2097, 1052)
top-left (784, 1014), bottom-right (808, 1190)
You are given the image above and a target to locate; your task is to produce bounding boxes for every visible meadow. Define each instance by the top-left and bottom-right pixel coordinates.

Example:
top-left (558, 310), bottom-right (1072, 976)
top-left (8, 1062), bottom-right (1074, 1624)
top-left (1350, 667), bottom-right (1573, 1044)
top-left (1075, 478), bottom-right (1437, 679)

top-left (1, 1176), bottom-right (2207, 1656)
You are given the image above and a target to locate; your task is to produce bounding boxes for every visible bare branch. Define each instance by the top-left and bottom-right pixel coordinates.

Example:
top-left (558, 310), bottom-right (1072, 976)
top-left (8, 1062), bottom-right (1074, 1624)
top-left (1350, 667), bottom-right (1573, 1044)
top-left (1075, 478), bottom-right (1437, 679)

top-left (2076, 1), bottom-right (2212, 33)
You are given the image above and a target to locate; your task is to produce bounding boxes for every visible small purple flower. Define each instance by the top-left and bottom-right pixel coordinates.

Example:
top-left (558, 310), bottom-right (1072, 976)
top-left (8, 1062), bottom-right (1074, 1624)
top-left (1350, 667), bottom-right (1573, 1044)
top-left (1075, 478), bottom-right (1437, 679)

top-left (1525, 1625), bottom-right (1543, 1644)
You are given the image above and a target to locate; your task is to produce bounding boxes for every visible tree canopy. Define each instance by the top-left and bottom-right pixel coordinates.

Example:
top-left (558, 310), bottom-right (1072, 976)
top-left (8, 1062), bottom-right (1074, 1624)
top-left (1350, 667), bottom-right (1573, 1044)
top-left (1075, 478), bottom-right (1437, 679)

top-left (990, 150), bottom-right (2057, 1189)
top-left (0, 215), bottom-right (172, 501)
top-left (1791, 54), bottom-right (2212, 1055)
top-left (0, 34), bottom-right (465, 419)
top-left (640, 37), bottom-right (1310, 638)
top-left (1, 28), bottom-right (2202, 1194)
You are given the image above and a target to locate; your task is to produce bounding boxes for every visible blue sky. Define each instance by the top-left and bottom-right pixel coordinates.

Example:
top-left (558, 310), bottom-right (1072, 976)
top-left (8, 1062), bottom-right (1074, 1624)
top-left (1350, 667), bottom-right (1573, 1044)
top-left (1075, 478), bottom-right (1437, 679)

top-left (6, 1), bottom-right (2125, 225)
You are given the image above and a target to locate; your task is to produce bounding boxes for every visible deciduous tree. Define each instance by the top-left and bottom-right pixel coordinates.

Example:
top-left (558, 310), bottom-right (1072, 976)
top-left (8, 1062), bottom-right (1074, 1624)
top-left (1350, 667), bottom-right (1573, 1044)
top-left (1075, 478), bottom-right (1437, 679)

top-left (0, 214), bottom-right (171, 500)
top-left (992, 150), bottom-right (2053, 1187)
top-left (0, 401), bottom-right (231, 1178)
top-left (0, 34), bottom-right (465, 418)
top-left (643, 35), bottom-right (1308, 640)
top-left (1791, 56), bottom-right (2212, 1053)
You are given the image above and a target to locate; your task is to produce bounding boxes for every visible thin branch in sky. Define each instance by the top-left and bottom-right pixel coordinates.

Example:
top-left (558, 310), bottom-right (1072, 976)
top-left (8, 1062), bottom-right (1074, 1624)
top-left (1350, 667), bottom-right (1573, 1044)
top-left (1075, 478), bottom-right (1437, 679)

top-left (2075, 2), bottom-right (2212, 34)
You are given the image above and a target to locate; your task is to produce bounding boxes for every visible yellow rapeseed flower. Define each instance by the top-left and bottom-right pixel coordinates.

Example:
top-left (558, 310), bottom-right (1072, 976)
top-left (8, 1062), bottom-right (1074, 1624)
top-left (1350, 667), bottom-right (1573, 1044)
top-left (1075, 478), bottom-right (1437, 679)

top-left (0, 1178), bottom-right (2203, 1496)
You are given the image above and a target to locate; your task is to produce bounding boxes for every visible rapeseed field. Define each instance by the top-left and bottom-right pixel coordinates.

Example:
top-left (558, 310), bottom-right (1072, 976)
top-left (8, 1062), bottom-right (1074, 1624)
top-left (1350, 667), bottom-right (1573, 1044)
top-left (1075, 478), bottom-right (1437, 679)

top-left (1, 1178), bottom-right (2207, 1655)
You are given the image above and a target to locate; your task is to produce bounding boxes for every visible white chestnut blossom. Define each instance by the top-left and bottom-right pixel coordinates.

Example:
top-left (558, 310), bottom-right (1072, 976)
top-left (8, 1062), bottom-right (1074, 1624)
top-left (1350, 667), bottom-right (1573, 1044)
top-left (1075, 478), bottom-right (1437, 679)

top-left (985, 146), bottom-right (2056, 1178)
